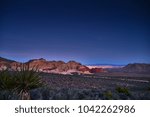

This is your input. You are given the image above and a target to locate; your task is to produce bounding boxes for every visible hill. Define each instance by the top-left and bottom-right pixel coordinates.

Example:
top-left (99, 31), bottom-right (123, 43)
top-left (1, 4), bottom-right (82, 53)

top-left (0, 57), bottom-right (104, 74)
top-left (123, 63), bottom-right (150, 74)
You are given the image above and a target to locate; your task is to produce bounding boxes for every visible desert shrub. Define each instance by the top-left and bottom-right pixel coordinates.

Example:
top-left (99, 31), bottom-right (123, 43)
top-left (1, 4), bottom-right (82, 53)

top-left (0, 70), bottom-right (16, 90)
top-left (103, 91), bottom-right (113, 100)
top-left (14, 64), bottom-right (43, 99)
top-left (116, 87), bottom-right (130, 96)
top-left (0, 70), bottom-right (18, 99)
top-left (0, 64), bottom-right (43, 100)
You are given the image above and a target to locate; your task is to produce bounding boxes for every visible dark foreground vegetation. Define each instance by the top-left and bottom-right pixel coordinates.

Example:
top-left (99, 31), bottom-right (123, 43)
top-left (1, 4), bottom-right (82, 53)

top-left (0, 68), bottom-right (150, 100)
top-left (0, 65), bottom-right (43, 100)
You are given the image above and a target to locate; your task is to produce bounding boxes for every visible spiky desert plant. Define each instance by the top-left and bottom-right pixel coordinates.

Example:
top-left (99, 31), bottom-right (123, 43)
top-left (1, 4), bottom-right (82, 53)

top-left (0, 69), bottom-right (18, 99)
top-left (14, 64), bottom-right (43, 100)
top-left (0, 69), bottom-right (15, 90)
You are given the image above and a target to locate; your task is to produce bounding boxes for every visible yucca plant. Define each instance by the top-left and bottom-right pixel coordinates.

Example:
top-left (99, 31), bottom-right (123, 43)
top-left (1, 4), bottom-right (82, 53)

top-left (0, 69), bottom-right (16, 90)
top-left (0, 69), bottom-right (17, 99)
top-left (0, 64), bottom-right (43, 100)
top-left (14, 64), bottom-right (43, 100)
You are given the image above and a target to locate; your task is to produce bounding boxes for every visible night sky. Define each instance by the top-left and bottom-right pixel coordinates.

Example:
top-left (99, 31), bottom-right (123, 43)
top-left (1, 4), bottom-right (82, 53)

top-left (0, 0), bottom-right (150, 65)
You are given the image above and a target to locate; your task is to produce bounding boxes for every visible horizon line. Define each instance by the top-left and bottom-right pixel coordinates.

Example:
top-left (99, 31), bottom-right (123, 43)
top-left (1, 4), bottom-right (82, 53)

top-left (1, 56), bottom-right (150, 66)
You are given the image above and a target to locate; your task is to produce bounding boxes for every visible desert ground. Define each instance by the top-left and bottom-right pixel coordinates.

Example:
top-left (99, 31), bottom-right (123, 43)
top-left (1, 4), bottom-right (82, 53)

top-left (28, 73), bottom-right (150, 100)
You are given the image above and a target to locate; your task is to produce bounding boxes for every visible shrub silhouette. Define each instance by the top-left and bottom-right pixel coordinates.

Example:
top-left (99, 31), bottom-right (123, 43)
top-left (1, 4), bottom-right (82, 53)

top-left (14, 64), bottom-right (43, 99)
top-left (116, 87), bottom-right (130, 96)
top-left (104, 91), bottom-right (113, 100)
top-left (0, 64), bottom-right (43, 100)
top-left (0, 70), bottom-right (15, 90)
top-left (0, 69), bottom-right (18, 99)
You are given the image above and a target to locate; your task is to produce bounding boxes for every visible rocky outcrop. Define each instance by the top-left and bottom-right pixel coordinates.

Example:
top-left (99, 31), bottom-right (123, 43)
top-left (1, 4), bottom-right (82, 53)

top-left (78, 66), bottom-right (90, 72)
top-left (0, 57), bottom-right (20, 70)
top-left (0, 57), bottom-right (104, 74)
top-left (90, 68), bottom-right (104, 73)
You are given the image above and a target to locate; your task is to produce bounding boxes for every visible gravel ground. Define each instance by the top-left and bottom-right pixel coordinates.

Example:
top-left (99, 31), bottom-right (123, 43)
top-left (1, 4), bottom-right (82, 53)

top-left (1, 73), bottom-right (150, 100)
top-left (34, 73), bottom-right (150, 100)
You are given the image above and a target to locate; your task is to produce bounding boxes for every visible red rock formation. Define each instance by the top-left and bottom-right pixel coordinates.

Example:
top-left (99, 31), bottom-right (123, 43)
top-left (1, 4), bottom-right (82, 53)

top-left (90, 68), bottom-right (104, 73)
top-left (78, 66), bottom-right (90, 72)
top-left (0, 57), bottom-right (105, 74)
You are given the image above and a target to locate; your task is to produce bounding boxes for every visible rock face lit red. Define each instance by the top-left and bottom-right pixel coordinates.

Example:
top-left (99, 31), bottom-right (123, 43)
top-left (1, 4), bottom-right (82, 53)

top-left (0, 57), bottom-right (105, 74)
top-left (78, 66), bottom-right (90, 72)
top-left (90, 68), bottom-right (104, 73)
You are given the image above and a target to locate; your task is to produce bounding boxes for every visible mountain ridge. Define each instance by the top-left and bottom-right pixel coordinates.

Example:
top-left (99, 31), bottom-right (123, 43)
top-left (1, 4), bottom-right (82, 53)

top-left (0, 56), bottom-right (150, 74)
top-left (0, 57), bottom-right (104, 74)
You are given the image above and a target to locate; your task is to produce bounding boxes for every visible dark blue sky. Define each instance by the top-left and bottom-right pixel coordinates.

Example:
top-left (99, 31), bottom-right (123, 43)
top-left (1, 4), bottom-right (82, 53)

top-left (0, 0), bottom-right (150, 65)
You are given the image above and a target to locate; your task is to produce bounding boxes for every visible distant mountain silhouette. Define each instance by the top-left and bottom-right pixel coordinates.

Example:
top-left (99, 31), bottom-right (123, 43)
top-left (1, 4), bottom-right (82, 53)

top-left (123, 63), bottom-right (150, 73)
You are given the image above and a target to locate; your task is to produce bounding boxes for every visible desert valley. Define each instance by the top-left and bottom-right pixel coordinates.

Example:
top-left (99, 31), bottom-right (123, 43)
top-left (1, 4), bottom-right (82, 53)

top-left (0, 57), bottom-right (150, 100)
